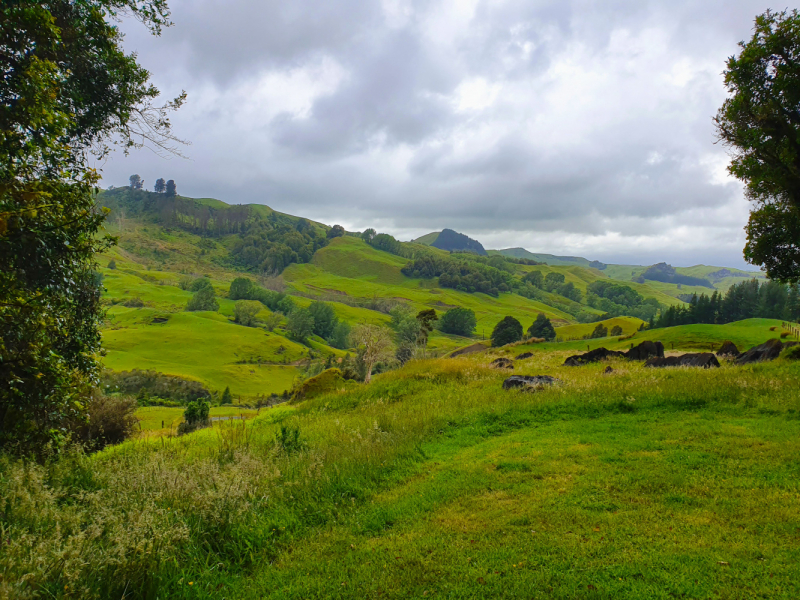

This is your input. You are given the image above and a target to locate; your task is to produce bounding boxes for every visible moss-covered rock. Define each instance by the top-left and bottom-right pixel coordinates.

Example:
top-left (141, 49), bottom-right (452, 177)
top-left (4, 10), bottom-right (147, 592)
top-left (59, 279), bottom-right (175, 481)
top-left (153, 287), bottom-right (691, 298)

top-left (292, 368), bottom-right (347, 401)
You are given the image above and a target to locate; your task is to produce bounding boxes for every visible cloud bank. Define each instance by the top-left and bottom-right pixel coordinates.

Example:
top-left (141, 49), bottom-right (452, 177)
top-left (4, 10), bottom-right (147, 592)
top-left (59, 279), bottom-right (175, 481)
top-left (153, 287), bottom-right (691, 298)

top-left (99, 0), bottom-right (771, 268)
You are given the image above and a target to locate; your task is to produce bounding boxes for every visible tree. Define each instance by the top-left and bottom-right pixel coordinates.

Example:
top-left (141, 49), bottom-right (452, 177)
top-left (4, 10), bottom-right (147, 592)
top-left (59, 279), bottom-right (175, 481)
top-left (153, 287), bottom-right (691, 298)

top-left (544, 272), bottom-right (566, 292)
top-left (351, 324), bottom-right (394, 383)
top-left (308, 301), bottom-right (337, 339)
top-left (329, 321), bottom-right (351, 349)
top-left (361, 228), bottom-right (376, 242)
top-left (220, 386), bottom-right (232, 405)
top-left (416, 309), bottom-right (438, 354)
top-left (107, 259), bottom-right (116, 270)
top-left (165, 179), bottom-right (177, 197)
top-left (154, 177), bottom-right (166, 193)
top-left (439, 307), bottom-right (477, 337)
top-left (1, 0), bottom-right (184, 456)
top-left (229, 277), bottom-right (254, 300)
top-left (129, 174), bottom-right (143, 189)
top-left (234, 300), bottom-right (261, 326)
top-left (184, 399), bottom-right (210, 425)
top-left (327, 224), bottom-right (345, 239)
top-left (714, 9), bottom-right (800, 281)
top-left (491, 316), bottom-right (523, 347)
top-left (287, 307), bottom-right (314, 343)
top-left (590, 323), bottom-right (609, 339)
top-left (185, 286), bottom-right (219, 312)
top-left (527, 313), bottom-right (556, 341)
top-left (610, 325), bottom-right (624, 336)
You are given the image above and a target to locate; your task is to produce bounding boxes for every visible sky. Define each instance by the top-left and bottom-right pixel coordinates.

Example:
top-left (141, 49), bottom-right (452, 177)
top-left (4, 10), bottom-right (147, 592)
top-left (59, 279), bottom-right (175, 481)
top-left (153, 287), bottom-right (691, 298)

top-left (99, 0), bottom-right (784, 269)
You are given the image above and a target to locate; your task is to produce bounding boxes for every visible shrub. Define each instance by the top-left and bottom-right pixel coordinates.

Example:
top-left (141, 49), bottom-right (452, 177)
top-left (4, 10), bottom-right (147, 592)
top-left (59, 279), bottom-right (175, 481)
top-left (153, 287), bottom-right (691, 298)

top-left (185, 286), bottom-right (219, 312)
top-left (287, 307), bottom-right (315, 343)
top-left (122, 296), bottom-right (145, 308)
top-left (527, 313), bottom-right (556, 341)
top-left (189, 277), bottom-right (212, 292)
top-left (590, 323), bottom-right (609, 339)
top-left (179, 399), bottom-right (210, 434)
top-left (491, 316), bottom-right (523, 347)
top-left (292, 368), bottom-right (345, 400)
top-left (102, 369), bottom-right (211, 402)
top-left (329, 321), bottom-right (351, 349)
top-left (234, 300), bottom-right (261, 326)
top-left (439, 307), bottom-right (477, 337)
top-left (107, 259), bottom-right (116, 270)
top-left (309, 301), bottom-right (338, 338)
top-left (610, 325), bottom-right (624, 336)
top-left (229, 277), bottom-right (254, 300)
top-left (265, 312), bottom-right (282, 332)
top-left (73, 393), bottom-right (138, 451)
top-left (275, 425), bottom-right (306, 454)
top-left (178, 275), bottom-right (194, 290)
top-left (220, 386), bottom-right (233, 405)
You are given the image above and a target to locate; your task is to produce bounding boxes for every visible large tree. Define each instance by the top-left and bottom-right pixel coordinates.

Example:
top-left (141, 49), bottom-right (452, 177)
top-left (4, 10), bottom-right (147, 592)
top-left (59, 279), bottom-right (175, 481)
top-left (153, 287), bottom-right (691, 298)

top-left (0, 1), bottom-right (184, 455)
top-left (714, 9), bottom-right (800, 281)
top-left (351, 324), bottom-right (394, 383)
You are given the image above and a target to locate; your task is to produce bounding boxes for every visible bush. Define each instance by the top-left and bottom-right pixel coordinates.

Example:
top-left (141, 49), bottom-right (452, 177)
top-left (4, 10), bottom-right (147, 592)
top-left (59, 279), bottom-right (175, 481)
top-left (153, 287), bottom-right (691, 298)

top-left (180, 399), bottom-right (210, 434)
top-left (101, 369), bottom-right (211, 403)
top-left (229, 277), bottom-right (254, 300)
top-left (185, 286), bottom-right (219, 312)
top-left (309, 301), bottom-right (337, 338)
top-left (122, 296), bottom-right (145, 308)
top-left (527, 313), bottom-right (556, 341)
top-left (73, 393), bottom-right (138, 451)
top-left (292, 368), bottom-right (345, 400)
top-left (275, 425), bottom-right (306, 453)
top-left (264, 312), bottom-right (282, 332)
top-left (491, 316), bottom-right (523, 347)
top-left (234, 300), bottom-right (261, 326)
top-left (610, 325), bottom-right (624, 336)
top-left (329, 321), bottom-right (351, 349)
top-left (438, 307), bottom-right (477, 337)
top-left (287, 307), bottom-right (315, 343)
top-left (220, 386), bottom-right (233, 405)
top-left (590, 323), bottom-right (609, 339)
top-left (107, 259), bottom-right (116, 270)
top-left (189, 277), bottom-right (213, 292)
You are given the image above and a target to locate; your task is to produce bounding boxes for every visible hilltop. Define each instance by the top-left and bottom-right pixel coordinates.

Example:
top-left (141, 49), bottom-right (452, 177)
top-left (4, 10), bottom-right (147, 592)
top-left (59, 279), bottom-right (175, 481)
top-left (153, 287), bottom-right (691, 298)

top-left (412, 228), bottom-right (488, 255)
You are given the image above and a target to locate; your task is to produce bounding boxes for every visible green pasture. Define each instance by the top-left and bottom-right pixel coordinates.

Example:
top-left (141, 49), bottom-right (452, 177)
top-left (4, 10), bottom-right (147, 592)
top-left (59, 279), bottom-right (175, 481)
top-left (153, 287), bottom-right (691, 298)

top-left (554, 316), bottom-right (645, 340)
top-left (135, 405), bottom-right (262, 433)
top-left (6, 351), bottom-right (799, 599)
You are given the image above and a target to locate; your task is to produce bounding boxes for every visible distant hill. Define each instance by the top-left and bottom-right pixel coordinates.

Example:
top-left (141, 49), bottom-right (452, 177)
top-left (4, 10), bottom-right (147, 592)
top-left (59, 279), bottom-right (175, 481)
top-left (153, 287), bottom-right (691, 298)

top-left (492, 248), bottom-right (606, 269)
top-left (412, 229), bottom-right (487, 255)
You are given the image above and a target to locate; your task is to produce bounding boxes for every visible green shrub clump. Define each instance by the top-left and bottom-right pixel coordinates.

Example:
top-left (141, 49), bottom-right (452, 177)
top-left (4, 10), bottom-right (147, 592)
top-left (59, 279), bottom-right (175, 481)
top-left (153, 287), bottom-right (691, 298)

top-left (438, 307), bottom-right (477, 337)
top-left (491, 316), bottom-right (523, 347)
top-left (527, 313), bottom-right (556, 341)
top-left (185, 285), bottom-right (219, 312)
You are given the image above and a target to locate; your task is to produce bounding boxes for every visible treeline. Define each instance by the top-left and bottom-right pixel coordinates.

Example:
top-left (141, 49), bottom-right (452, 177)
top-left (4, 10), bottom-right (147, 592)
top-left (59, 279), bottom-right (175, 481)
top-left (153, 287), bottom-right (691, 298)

top-left (654, 279), bottom-right (800, 327)
top-left (401, 255), bottom-right (514, 296)
top-left (586, 281), bottom-right (660, 321)
top-left (230, 218), bottom-right (329, 273)
top-left (639, 263), bottom-right (713, 288)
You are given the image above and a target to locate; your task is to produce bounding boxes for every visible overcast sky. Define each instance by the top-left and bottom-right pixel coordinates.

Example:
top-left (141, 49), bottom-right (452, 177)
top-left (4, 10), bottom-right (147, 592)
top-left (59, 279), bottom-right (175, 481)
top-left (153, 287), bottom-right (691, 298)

top-left (99, 0), bottom-right (783, 269)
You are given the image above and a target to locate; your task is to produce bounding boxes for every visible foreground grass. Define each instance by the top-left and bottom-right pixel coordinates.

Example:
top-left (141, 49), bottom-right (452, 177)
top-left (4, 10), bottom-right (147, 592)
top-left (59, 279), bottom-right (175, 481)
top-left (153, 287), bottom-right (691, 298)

top-left (2, 354), bottom-right (799, 599)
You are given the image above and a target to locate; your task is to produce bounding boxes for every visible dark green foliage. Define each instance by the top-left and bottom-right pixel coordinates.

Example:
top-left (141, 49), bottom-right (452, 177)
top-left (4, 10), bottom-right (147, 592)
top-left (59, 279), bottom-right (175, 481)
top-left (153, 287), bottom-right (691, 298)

top-left (189, 276), bottom-right (212, 292)
top-left (587, 281), bottom-right (659, 321)
top-left (0, 0), bottom-right (184, 455)
top-left (309, 301), bottom-right (337, 339)
top-left (527, 313), bottom-right (556, 341)
top-left (610, 325), bottom-right (624, 336)
top-left (154, 178), bottom-right (166, 193)
top-left (654, 279), bottom-right (800, 327)
top-left (368, 232), bottom-right (410, 256)
top-left (287, 307), bottom-right (314, 343)
top-left (416, 309), bottom-right (438, 348)
top-left (102, 369), bottom-right (211, 403)
top-left (165, 179), bottom-right (176, 197)
top-left (715, 10), bottom-right (800, 280)
top-left (275, 425), bottom-right (305, 454)
top-left (233, 300), bottom-right (261, 326)
top-left (590, 323), bottom-right (609, 339)
top-left (491, 316), bottom-right (523, 347)
top-left (73, 393), bottom-right (138, 451)
top-left (185, 286), bottom-right (219, 312)
top-left (522, 270), bottom-right (544, 288)
top-left (107, 259), bottom-right (116, 269)
top-left (327, 224), bottom-right (345, 239)
top-left (329, 321), bottom-right (351, 350)
top-left (544, 272), bottom-right (566, 292)
top-left (221, 386), bottom-right (232, 405)
top-left (183, 399), bottom-right (210, 425)
top-left (361, 228), bottom-right (376, 242)
top-left (438, 307), bottom-right (477, 337)
top-left (641, 263), bottom-right (713, 288)
top-left (129, 175), bottom-right (143, 189)
top-left (390, 307), bottom-right (421, 349)
top-left (744, 201), bottom-right (800, 282)
top-left (430, 228), bottom-right (487, 255)
top-left (402, 255), bottom-right (513, 296)
top-left (228, 277), bottom-right (254, 300)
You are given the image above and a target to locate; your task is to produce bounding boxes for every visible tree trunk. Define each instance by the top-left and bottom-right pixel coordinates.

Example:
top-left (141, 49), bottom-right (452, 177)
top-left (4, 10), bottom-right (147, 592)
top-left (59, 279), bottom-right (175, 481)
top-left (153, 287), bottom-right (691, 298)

top-left (364, 362), bottom-right (372, 383)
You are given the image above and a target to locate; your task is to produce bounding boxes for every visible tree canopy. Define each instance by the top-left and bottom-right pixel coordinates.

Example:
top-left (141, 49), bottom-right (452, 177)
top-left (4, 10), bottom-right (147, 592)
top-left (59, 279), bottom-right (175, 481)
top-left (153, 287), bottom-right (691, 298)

top-left (527, 313), bottom-right (556, 341)
top-left (491, 316), bottom-right (523, 347)
top-left (715, 9), bottom-right (800, 281)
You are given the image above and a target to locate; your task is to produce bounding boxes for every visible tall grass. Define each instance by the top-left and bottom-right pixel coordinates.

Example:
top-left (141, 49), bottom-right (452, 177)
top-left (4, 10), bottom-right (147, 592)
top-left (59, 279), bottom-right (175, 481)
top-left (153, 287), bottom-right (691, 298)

top-left (1, 353), bottom-right (798, 598)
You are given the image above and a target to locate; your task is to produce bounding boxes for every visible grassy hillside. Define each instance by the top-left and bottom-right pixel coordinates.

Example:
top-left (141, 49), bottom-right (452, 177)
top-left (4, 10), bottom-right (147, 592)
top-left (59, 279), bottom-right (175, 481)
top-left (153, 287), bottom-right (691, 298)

top-left (5, 352), bottom-right (799, 598)
top-left (411, 231), bottom-right (441, 245)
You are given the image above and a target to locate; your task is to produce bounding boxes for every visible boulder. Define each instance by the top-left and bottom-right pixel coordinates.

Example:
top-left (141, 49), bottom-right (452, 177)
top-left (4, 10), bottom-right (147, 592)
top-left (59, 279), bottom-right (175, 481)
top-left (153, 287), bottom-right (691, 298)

top-left (735, 339), bottom-right (786, 365)
top-left (624, 340), bottom-right (665, 361)
top-left (515, 352), bottom-right (534, 360)
top-left (502, 375), bottom-right (560, 391)
top-left (490, 357), bottom-right (514, 369)
top-left (603, 366), bottom-right (614, 374)
top-left (563, 347), bottom-right (625, 366)
top-left (716, 340), bottom-right (740, 357)
top-left (645, 353), bottom-right (720, 369)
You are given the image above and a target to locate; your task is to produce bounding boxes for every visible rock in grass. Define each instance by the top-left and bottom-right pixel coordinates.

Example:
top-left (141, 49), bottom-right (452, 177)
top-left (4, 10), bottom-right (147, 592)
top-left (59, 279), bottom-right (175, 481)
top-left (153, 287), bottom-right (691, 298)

top-left (515, 352), bottom-right (533, 360)
top-left (491, 357), bottom-right (514, 369)
top-left (603, 366), bottom-right (614, 374)
top-left (502, 375), bottom-right (560, 391)
top-left (563, 347), bottom-right (625, 366)
top-left (716, 340), bottom-right (740, 357)
top-left (735, 339), bottom-right (795, 365)
top-left (645, 353), bottom-right (720, 368)
top-left (624, 340), bottom-right (664, 361)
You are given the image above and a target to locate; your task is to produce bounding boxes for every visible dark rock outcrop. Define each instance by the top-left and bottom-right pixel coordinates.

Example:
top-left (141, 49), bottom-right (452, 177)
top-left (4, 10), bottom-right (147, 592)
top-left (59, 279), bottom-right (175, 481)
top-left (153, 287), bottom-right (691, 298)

top-left (515, 352), bottom-right (534, 360)
top-left (502, 375), bottom-right (560, 391)
top-left (735, 339), bottom-right (797, 364)
top-left (716, 341), bottom-right (740, 357)
top-left (625, 340), bottom-right (664, 361)
top-left (603, 366), bottom-right (614, 374)
top-left (645, 353), bottom-right (720, 368)
top-left (563, 347), bottom-right (625, 366)
top-left (490, 357), bottom-right (514, 369)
